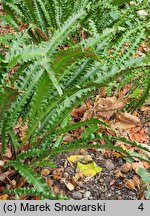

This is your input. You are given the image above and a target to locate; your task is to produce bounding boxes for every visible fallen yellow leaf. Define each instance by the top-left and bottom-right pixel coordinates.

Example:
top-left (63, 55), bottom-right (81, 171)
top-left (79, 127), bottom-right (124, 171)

top-left (77, 162), bottom-right (102, 177)
top-left (67, 155), bottom-right (92, 163)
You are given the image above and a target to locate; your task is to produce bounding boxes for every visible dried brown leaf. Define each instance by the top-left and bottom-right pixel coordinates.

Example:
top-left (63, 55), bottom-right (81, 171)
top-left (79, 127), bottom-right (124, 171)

top-left (71, 104), bottom-right (87, 119)
top-left (53, 185), bottom-right (60, 195)
top-left (94, 97), bottom-right (128, 120)
top-left (41, 168), bottom-right (50, 176)
top-left (52, 168), bottom-right (64, 180)
top-left (133, 175), bottom-right (141, 189)
top-left (65, 182), bottom-right (75, 191)
top-left (82, 108), bottom-right (94, 121)
top-left (128, 127), bottom-right (147, 143)
top-left (124, 179), bottom-right (136, 190)
top-left (120, 162), bottom-right (132, 173)
top-left (132, 162), bottom-right (144, 174)
top-left (111, 121), bottom-right (136, 129)
top-left (114, 170), bottom-right (125, 179)
top-left (0, 194), bottom-right (9, 200)
top-left (116, 111), bottom-right (141, 124)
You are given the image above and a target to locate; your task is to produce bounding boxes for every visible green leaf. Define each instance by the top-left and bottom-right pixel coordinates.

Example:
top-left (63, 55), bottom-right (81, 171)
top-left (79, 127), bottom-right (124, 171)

top-left (138, 168), bottom-right (150, 185)
top-left (4, 188), bottom-right (58, 199)
top-left (51, 47), bottom-right (100, 74)
top-left (5, 162), bottom-right (50, 193)
top-left (40, 59), bottom-right (63, 95)
top-left (82, 124), bottom-right (99, 140)
top-left (77, 161), bottom-right (102, 177)
top-left (138, 167), bottom-right (150, 199)
top-left (113, 0), bottom-right (131, 6)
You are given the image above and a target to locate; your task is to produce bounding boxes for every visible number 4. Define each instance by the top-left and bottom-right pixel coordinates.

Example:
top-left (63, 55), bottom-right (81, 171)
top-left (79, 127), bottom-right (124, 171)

top-left (138, 203), bottom-right (144, 211)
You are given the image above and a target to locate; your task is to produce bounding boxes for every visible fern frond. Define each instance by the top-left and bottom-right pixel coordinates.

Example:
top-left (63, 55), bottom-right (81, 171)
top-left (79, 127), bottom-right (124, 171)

top-left (4, 187), bottom-right (61, 199)
top-left (31, 160), bottom-right (56, 169)
top-left (5, 162), bottom-right (50, 193)
top-left (58, 118), bottom-right (110, 135)
top-left (51, 47), bottom-right (100, 74)
top-left (16, 148), bottom-right (43, 161)
top-left (35, 139), bottom-right (150, 164)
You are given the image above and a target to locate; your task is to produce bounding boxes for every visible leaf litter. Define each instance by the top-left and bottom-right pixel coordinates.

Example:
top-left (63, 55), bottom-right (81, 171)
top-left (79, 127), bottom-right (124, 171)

top-left (0, 12), bottom-right (149, 199)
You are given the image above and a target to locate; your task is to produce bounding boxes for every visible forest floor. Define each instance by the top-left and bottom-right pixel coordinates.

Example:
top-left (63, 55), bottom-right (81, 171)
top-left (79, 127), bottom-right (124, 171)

top-left (47, 95), bottom-right (150, 200)
top-left (0, 3), bottom-right (150, 200)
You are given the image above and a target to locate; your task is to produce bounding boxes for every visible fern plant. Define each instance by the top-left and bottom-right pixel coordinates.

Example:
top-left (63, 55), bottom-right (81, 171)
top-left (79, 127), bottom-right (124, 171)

top-left (2, 0), bottom-right (149, 42)
top-left (0, 0), bottom-right (150, 199)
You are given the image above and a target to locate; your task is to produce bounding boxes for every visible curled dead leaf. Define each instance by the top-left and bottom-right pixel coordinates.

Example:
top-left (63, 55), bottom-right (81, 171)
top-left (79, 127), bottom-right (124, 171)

top-left (110, 179), bottom-right (116, 186)
top-left (41, 168), bottom-right (50, 176)
top-left (114, 170), bottom-right (125, 179)
top-left (124, 179), bottom-right (136, 190)
top-left (71, 176), bottom-right (83, 187)
top-left (47, 179), bottom-right (54, 188)
top-left (105, 160), bottom-right (115, 170)
top-left (133, 175), bottom-right (141, 189)
top-left (60, 178), bottom-right (66, 184)
top-left (80, 149), bottom-right (88, 155)
top-left (52, 168), bottom-right (64, 179)
top-left (132, 162), bottom-right (144, 174)
top-left (75, 172), bottom-right (84, 180)
top-left (65, 182), bottom-right (75, 191)
top-left (120, 162), bottom-right (132, 173)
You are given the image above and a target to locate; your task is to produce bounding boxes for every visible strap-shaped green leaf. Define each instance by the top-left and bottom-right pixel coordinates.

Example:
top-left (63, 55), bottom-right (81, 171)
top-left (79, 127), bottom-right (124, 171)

top-left (5, 162), bottom-right (50, 193)
top-left (4, 187), bottom-right (66, 199)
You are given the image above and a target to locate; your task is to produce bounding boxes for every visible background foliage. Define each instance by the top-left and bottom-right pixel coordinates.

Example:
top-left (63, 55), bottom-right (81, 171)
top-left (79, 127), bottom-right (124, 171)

top-left (0, 0), bottom-right (150, 199)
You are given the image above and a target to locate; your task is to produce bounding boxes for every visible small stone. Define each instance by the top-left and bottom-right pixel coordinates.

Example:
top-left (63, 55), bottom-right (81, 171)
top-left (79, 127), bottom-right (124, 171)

top-left (88, 196), bottom-right (94, 200)
top-left (65, 167), bottom-right (75, 176)
top-left (84, 191), bottom-right (91, 198)
top-left (99, 179), bottom-right (104, 183)
top-left (117, 196), bottom-right (123, 200)
top-left (72, 191), bottom-right (82, 200)
top-left (0, 160), bottom-right (4, 167)
top-left (105, 160), bottom-right (115, 170)
top-left (105, 176), bottom-right (112, 183)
